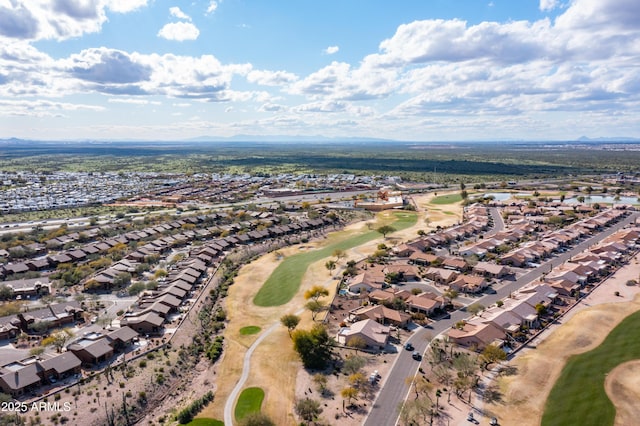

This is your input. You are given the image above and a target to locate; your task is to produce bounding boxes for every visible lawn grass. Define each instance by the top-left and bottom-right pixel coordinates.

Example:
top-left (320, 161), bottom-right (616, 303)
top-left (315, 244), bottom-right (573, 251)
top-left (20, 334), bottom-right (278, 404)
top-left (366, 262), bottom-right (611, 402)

top-left (430, 193), bottom-right (463, 205)
top-left (186, 418), bottom-right (224, 426)
top-left (253, 211), bottom-right (417, 307)
top-left (239, 326), bottom-right (261, 335)
top-left (541, 309), bottom-right (640, 426)
top-left (234, 387), bottom-right (265, 421)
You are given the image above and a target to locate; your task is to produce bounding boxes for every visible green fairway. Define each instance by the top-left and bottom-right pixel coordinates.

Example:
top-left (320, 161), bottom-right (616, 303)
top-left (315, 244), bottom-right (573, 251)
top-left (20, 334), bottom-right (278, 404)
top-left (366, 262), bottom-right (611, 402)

top-left (239, 326), bottom-right (261, 335)
top-left (186, 419), bottom-right (224, 426)
top-left (235, 387), bottom-right (265, 421)
top-left (430, 193), bottom-right (463, 204)
top-left (542, 309), bottom-right (640, 426)
top-left (253, 212), bottom-right (417, 307)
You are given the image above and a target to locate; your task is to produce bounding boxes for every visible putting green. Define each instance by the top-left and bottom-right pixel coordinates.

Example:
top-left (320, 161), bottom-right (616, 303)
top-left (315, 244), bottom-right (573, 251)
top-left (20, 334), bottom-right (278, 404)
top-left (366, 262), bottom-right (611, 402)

top-left (430, 193), bottom-right (463, 205)
top-left (235, 387), bottom-right (265, 421)
top-left (239, 326), bottom-right (261, 335)
top-left (253, 212), bottom-right (417, 307)
top-left (542, 309), bottom-right (640, 426)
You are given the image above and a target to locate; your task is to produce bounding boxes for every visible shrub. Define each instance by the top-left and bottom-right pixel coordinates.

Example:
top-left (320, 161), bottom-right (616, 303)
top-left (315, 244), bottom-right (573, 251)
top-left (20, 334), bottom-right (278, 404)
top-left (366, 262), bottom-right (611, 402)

top-left (176, 391), bottom-right (214, 424)
top-left (206, 336), bottom-right (225, 363)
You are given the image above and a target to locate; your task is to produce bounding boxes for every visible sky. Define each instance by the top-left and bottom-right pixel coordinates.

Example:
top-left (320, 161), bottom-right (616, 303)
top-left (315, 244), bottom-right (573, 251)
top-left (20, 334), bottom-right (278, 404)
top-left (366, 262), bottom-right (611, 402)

top-left (0, 0), bottom-right (639, 142)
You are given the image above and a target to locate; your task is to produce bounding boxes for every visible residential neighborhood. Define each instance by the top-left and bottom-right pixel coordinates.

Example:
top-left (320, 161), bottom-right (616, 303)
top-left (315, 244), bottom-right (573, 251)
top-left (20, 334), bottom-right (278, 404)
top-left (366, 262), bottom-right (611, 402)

top-left (0, 170), bottom-right (639, 426)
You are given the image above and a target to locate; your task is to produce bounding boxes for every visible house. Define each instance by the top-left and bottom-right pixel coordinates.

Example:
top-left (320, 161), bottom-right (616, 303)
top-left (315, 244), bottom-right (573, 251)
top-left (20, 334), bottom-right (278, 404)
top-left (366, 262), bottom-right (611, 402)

top-left (336, 319), bottom-right (390, 350)
top-left (447, 321), bottom-right (505, 349)
top-left (408, 252), bottom-right (441, 266)
top-left (383, 264), bottom-right (418, 281)
top-left (423, 267), bottom-right (458, 284)
top-left (393, 243), bottom-right (418, 257)
top-left (67, 338), bottom-right (114, 366)
top-left (0, 362), bottom-right (42, 396)
top-left (481, 308), bottom-right (523, 334)
top-left (549, 279), bottom-right (581, 297)
top-left (473, 262), bottom-right (510, 278)
top-left (346, 272), bottom-right (385, 294)
top-left (499, 252), bottom-right (527, 267)
top-left (368, 289), bottom-right (412, 304)
top-left (121, 311), bottom-right (164, 335)
top-left (442, 257), bottom-right (469, 272)
top-left (449, 275), bottom-right (487, 294)
top-left (2, 277), bottom-right (51, 298)
top-left (349, 305), bottom-right (411, 328)
top-left (105, 326), bottom-right (138, 351)
top-left (406, 293), bottom-right (443, 316)
top-left (38, 352), bottom-right (82, 383)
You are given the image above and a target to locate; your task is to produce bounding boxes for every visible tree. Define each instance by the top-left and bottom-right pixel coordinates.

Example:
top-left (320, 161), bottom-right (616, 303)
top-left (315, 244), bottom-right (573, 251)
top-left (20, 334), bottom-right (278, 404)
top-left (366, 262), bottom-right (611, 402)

top-left (332, 249), bottom-right (346, 262)
top-left (239, 412), bottom-right (276, 426)
top-left (0, 285), bottom-right (13, 301)
top-left (341, 386), bottom-right (359, 406)
top-left (348, 372), bottom-right (368, 390)
top-left (305, 300), bottom-right (326, 321)
top-left (113, 272), bottom-right (132, 288)
top-left (405, 376), bottom-right (433, 402)
top-left (398, 396), bottom-right (432, 426)
top-left (41, 328), bottom-right (74, 353)
top-left (346, 335), bottom-right (367, 353)
top-left (466, 302), bottom-right (485, 316)
top-left (376, 225), bottom-right (396, 239)
top-left (295, 398), bottom-right (323, 425)
top-left (29, 347), bottom-right (45, 357)
top-left (304, 285), bottom-right (329, 302)
top-left (442, 289), bottom-right (459, 303)
top-left (127, 282), bottom-right (146, 296)
top-left (481, 344), bottom-right (507, 370)
top-left (292, 324), bottom-right (333, 370)
top-left (312, 373), bottom-right (328, 394)
top-left (342, 355), bottom-right (366, 375)
top-left (324, 260), bottom-right (336, 275)
top-left (280, 314), bottom-right (301, 338)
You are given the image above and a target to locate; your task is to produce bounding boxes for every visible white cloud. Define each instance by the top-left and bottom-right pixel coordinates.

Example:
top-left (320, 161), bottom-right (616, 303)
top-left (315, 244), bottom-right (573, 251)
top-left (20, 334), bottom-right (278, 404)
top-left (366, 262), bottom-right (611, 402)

top-left (108, 98), bottom-right (160, 105)
top-left (0, 0), bottom-right (146, 41)
top-left (106, 0), bottom-right (148, 13)
top-left (324, 46), bottom-right (339, 55)
top-left (157, 22), bottom-right (200, 41)
top-left (247, 70), bottom-right (299, 86)
top-left (539, 0), bottom-right (559, 11)
top-left (169, 7), bottom-right (191, 21)
top-left (206, 1), bottom-right (219, 14)
top-left (290, 61), bottom-right (398, 101)
top-left (259, 103), bottom-right (287, 112)
top-left (0, 99), bottom-right (104, 118)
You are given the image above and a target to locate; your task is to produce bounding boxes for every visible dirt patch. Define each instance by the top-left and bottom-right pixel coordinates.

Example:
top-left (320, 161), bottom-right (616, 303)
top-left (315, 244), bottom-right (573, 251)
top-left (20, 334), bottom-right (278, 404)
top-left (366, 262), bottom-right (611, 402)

top-left (605, 360), bottom-right (640, 426)
top-left (486, 253), bottom-right (640, 426)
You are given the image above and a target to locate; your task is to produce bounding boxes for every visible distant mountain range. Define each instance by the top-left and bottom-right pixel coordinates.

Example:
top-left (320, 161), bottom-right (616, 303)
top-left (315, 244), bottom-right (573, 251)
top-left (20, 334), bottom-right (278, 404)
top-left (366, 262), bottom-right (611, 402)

top-left (577, 136), bottom-right (640, 142)
top-left (1, 135), bottom-right (639, 145)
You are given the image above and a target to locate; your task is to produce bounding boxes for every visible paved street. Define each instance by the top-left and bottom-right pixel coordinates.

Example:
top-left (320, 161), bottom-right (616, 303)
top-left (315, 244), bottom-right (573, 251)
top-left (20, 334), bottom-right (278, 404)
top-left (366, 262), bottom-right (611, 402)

top-left (364, 210), bottom-right (639, 426)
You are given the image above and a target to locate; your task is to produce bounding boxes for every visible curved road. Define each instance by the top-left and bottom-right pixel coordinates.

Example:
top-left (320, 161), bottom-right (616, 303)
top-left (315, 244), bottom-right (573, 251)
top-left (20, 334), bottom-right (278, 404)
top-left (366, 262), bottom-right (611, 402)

top-left (364, 210), bottom-right (639, 426)
top-left (223, 321), bottom-right (280, 426)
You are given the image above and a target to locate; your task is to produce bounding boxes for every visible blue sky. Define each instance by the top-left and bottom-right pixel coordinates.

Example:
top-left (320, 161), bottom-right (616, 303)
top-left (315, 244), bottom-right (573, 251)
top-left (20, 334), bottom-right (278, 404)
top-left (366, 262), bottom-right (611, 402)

top-left (0, 0), bottom-right (638, 141)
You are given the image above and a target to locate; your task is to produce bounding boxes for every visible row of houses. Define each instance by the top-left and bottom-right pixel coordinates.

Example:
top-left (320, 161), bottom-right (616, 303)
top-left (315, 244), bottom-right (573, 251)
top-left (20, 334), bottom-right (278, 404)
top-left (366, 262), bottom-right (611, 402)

top-left (0, 302), bottom-right (84, 340)
top-left (446, 224), bottom-right (640, 349)
top-left (498, 209), bottom-right (627, 267)
top-left (119, 258), bottom-right (209, 335)
top-left (0, 326), bottom-right (139, 397)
